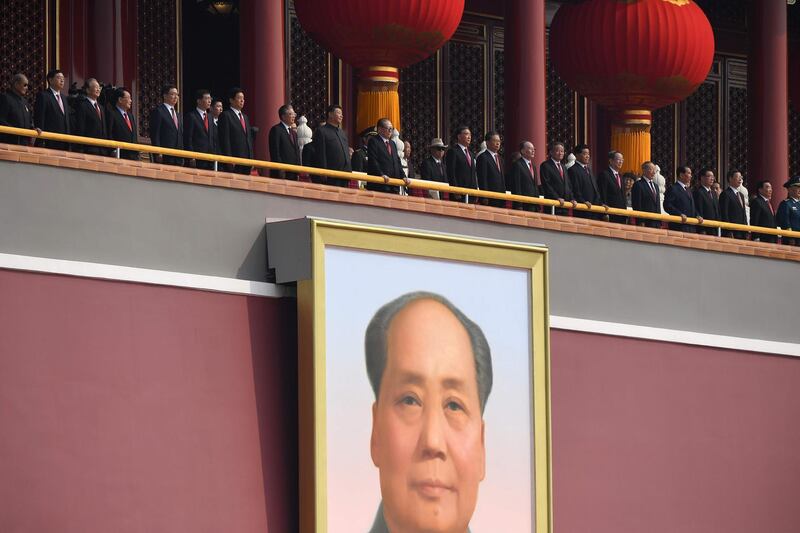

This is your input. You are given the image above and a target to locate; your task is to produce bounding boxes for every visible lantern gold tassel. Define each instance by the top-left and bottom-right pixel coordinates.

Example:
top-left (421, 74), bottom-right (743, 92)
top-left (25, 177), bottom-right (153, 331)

top-left (356, 66), bottom-right (401, 134)
top-left (610, 110), bottom-right (652, 174)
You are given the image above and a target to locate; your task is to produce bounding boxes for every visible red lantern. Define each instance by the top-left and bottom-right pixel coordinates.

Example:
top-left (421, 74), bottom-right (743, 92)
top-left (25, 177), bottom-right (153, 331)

top-left (549, 0), bottom-right (715, 172)
top-left (294, 0), bottom-right (464, 132)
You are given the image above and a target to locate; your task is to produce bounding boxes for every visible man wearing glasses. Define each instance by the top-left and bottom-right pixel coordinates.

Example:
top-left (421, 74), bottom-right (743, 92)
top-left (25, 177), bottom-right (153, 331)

top-left (419, 138), bottom-right (450, 200)
top-left (367, 117), bottom-right (410, 194)
top-left (0, 73), bottom-right (37, 145)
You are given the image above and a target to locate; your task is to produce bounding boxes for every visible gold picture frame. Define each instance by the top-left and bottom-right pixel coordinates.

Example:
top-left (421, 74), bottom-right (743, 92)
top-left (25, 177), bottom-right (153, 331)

top-left (297, 218), bottom-right (552, 533)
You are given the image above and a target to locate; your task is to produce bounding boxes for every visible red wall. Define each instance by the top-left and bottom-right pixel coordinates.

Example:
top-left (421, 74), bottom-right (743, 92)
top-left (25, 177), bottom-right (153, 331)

top-left (3, 267), bottom-right (800, 532)
top-left (551, 330), bottom-right (800, 533)
top-left (0, 269), bottom-right (297, 533)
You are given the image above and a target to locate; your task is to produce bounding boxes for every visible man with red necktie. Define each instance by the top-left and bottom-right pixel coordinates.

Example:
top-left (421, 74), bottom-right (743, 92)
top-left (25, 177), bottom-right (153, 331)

top-left (218, 86), bottom-right (254, 175)
top-left (507, 141), bottom-right (540, 212)
top-left (597, 150), bottom-right (629, 223)
top-left (367, 117), bottom-right (408, 194)
top-left (719, 169), bottom-right (748, 239)
top-left (476, 131), bottom-right (507, 207)
top-left (444, 125), bottom-right (478, 203)
top-left (149, 84), bottom-right (184, 166)
top-left (749, 180), bottom-right (777, 243)
top-left (34, 69), bottom-right (71, 151)
top-left (74, 78), bottom-right (108, 156)
top-left (182, 89), bottom-right (215, 170)
top-left (540, 140), bottom-right (577, 216)
top-left (268, 103), bottom-right (301, 180)
top-left (106, 87), bottom-right (138, 160)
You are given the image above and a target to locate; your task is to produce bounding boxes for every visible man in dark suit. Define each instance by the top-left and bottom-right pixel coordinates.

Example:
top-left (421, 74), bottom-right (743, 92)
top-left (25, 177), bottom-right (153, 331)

top-left (218, 87), bottom-right (254, 175)
top-left (312, 104), bottom-right (351, 187)
top-left (34, 69), bottom-right (71, 150)
top-left (568, 144), bottom-right (602, 219)
top-left (0, 73), bottom-right (36, 145)
top-left (507, 141), bottom-right (539, 212)
top-left (268, 103), bottom-right (301, 179)
top-left (597, 151), bottom-right (628, 224)
top-left (719, 169), bottom-right (748, 239)
top-left (540, 141), bottom-right (576, 215)
top-left (149, 84), bottom-right (183, 166)
top-left (444, 125), bottom-right (477, 202)
top-left (631, 161), bottom-right (662, 228)
top-left (476, 131), bottom-right (507, 207)
top-left (183, 89), bottom-right (215, 170)
top-left (749, 180), bottom-right (777, 243)
top-left (418, 138), bottom-right (449, 200)
top-left (74, 78), bottom-right (108, 155)
top-left (691, 167), bottom-right (720, 235)
top-left (664, 165), bottom-right (703, 232)
top-left (367, 117), bottom-right (408, 194)
top-left (105, 87), bottom-right (138, 160)
top-left (351, 127), bottom-right (374, 173)
top-left (209, 98), bottom-right (223, 155)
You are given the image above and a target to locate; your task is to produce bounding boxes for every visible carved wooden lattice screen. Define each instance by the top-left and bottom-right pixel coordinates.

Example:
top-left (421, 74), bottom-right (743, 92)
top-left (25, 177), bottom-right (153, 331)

top-left (0, 0), bottom-right (48, 105)
top-left (287, 4), bottom-right (329, 130)
top-left (446, 40), bottom-right (485, 148)
top-left (137, 0), bottom-right (178, 138)
top-left (399, 55), bottom-right (438, 177)
top-left (545, 29), bottom-right (576, 150)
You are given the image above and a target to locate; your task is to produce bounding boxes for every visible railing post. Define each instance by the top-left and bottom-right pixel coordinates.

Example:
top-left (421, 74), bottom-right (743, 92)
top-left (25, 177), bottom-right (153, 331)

top-left (115, 148), bottom-right (121, 159)
top-left (717, 227), bottom-right (722, 237)
top-left (213, 161), bottom-right (218, 172)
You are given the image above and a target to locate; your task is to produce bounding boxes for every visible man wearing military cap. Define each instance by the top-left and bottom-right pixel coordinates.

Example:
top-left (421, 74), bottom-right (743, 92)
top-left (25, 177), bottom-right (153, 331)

top-left (776, 176), bottom-right (800, 245)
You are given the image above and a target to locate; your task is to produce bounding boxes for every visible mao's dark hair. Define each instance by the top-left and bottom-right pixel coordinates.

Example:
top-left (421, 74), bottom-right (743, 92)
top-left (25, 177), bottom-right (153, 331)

top-left (365, 291), bottom-right (493, 414)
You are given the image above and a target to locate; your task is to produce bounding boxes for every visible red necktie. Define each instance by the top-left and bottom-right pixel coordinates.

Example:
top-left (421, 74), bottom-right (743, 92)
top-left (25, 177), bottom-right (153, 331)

top-left (94, 102), bottom-right (101, 119)
top-left (170, 107), bottom-right (178, 128)
top-left (614, 171), bottom-right (620, 188)
top-left (203, 112), bottom-right (208, 132)
top-left (556, 161), bottom-right (563, 177)
top-left (738, 191), bottom-right (745, 209)
top-left (238, 112), bottom-right (246, 132)
top-left (494, 153), bottom-right (501, 171)
top-left (768, 200), bottom-right (774, 215)
top-left (55, 92), bottom-right (64, 113)
top-left (290, 127), bottom-right (297, 146)
top-left (386, 140), bottom-right (392, 155)
top-left (465, 148), bottom-right (472, 167)
top-left (123, 112), bottom-right (132, 131)
top-left (528, 160), bottom-right (537, 184)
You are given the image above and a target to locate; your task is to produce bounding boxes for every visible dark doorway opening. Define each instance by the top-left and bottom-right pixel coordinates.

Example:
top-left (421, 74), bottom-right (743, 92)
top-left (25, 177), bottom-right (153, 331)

top-left (180, 0), bottom-right (240, 108)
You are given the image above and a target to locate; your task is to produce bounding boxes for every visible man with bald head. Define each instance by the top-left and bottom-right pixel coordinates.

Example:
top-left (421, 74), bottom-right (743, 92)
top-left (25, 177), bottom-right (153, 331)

top-left (0, 73), bottom-right (35, 145)
top-left (365, 291), bottom-right (493, 533)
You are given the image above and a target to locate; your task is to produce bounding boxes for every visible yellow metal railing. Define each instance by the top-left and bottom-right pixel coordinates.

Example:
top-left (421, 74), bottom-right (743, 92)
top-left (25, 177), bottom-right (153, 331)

top-left (2, 124), bottom-right (799, 240)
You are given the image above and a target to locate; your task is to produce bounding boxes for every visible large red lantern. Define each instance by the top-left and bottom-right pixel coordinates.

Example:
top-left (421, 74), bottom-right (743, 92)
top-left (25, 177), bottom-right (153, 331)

top-left (549, 0), bottom-right (715, 172)
top-left (294, 0), bottom-right (464, 133)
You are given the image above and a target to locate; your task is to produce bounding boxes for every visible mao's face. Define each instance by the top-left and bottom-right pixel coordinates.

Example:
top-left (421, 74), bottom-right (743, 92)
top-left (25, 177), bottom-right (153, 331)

top-left (371, 299), bottom-right (485, 533)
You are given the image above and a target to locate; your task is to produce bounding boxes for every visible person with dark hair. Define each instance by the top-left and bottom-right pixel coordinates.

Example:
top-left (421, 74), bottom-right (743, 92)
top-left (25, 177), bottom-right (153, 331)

top-left (105, 87), bottom-right (138, 160)
top-left (268, 103), bottom-right (300, 179)
top-left (0, 73), bottom-right (36, 145)
top-left (367, 117), bottom-right (408, 194)
top-left (631, 161), bottom-right (662, 228)
top-left (664, 165), bottom-right (703, 232)
top-left (311, 104), bottom-right (351, 187)
top-left (568, 144), bottom-right (602, 219)
top-left (476, 131), bottom-right (507, 207)
top-left (210, 98), bottom-right (223, 127)
top-left (444, 125), bottom-right (477, 202)
top-left (149, 84), bottom-right (183, 166)
top-left (540, 141), bottom-right (576, 215)
top-left (719, 169), bottom-right (748, 239)
top-left (364, 291), bottom-right (492, 533)
top-left (597, 151), bottom-right (628, 223)
top-left (34, 69), bottom-right (71, 150)
top-left (218, 87), bottom-right (254, 175)
top-left (183, 88), bottom-right (214, 169)
top-left (691, 167), bottom-right (720, 235)
top-left (507, 141), bottom-right (539, 211)
top-left (351, 126), bottom-right (376, 173)
top-left (776, 176), bottom-right (800, 246)
top-left (74, 78), bottom-right (108, 155)
top-left (749, 180), bottom-right (777, 243)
